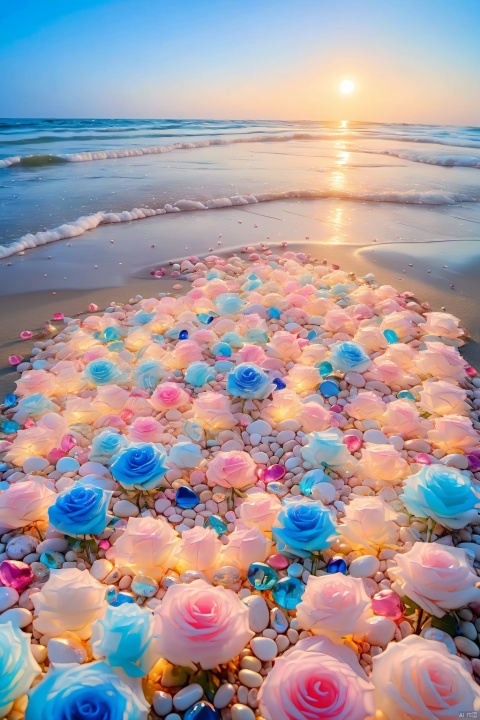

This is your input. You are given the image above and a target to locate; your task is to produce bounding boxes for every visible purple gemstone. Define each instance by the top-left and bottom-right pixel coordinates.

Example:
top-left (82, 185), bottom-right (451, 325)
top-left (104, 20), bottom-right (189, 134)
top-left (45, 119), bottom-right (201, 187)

top-left (0, 560), bottom-right (34, 593)
top-left (263, 464), bottom-right (286, 483)
top-left (372, 589), bottom-right (404, 621)
top-left (468, 454), bottom-right (480, 472)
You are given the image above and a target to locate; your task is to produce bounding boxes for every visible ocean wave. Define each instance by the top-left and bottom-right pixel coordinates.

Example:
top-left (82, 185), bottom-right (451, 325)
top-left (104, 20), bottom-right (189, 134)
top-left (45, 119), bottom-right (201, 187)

top-left (0, 187), bottom-right (477, 260)
top-left (2, 129), bottom-right (480, 169)
top-left (357, 148), bottom-right (480, 168)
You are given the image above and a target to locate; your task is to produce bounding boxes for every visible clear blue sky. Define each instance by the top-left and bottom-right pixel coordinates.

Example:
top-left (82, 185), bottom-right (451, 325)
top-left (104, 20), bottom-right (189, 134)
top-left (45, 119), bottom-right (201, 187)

top-left (1, 0), bottom-right (479, 123)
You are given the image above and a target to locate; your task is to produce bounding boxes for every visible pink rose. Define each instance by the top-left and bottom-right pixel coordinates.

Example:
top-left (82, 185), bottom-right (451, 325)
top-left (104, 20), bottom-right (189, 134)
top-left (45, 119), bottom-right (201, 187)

top-left (360, 443), bottom-right (408, 483)
top-left (154, 579), bottom-right (253, 668)
top-left (382, 342), bottom-right (416, 370)
top-left (192, 392), bottom-right (236, 430)
top-left (92, 385), bottom-right (130, 414)
top-left (299, 344), bottom-right (328, 366)
top-left (421, 311), bottom-right (464, 339)
top-left (173, 340), bottom-right (204, 369)
top-left (237, 345), bottom-right (268, 365)
top-left (380, 310), bottom-right (421, 340)
top-left (49, 360), bottom-right (86, 394)
top-left (258, 635), bottom-right (375, 720)
top-left (353, 326), bottom-right (388, 353)
top-left (220, 523), bottom-right (271, 570)
top-left (264, 389), bottom-right (303, 425)
top-left (419, 380), bottom-right (468, 416)
top-left (414, 341), bottom-right (466, 381)
top-left (372, 635), bottom-right (480, 720)
top-left (267, 332), bottom-right (303, 360)
top-left (150, 382), bottom-right (189, 412)
top-left (345, 391), bottom-right (385, 421)
top-left (124, 327), bottom-right (151, 351)
top-left (5, 413), bottom-right (67, 466)
top-left (381, 399), bottom-right (426, 438)
top-left (323, 308), bottom-right (356, 335)
top-left (15, 369), bottom-right (56, 397)
top-left (236, 491), bottom-right (281, 531)
top-left (286, 364), bottom-right (321, 392)
top-left (206, 451), bottom-right (257, 490)
top-left (297, 574), bottom-right (372, 640)
top-left (366, 360), bottom-right (419, 388)
top-left (0, 476), bottom-right (56, 532)
top-left (299, 402), bottom-right (332, 433)
top-left (106, 516), bottom-right (180, 580)
top-left (428, 415), bottom-right (479, 453)
top-left (127, 416), bottom-right (164, 443)
top-left (176, 526), bottom-right (222, 578)
top-left (389, 542), bottom-right (480, 617)
top-left (338, 496), bottom-right (399, 553)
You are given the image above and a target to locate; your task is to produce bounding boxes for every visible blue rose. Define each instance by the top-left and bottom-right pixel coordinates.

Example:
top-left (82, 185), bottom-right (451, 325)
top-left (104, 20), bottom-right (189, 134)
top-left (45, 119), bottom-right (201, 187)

top-left (91, 604), bottom-right (158, 678)
top-left (272, 497), bottom-right (337, 558)
top-left (110, 443), bottom-right (168, 490)
top-left (26, 661), bottom-right (148, 720)
top-left (84, 358), bottom-right (123, 386)
top-left (301, 429), bottom-right (352, 468)
top-left (401, 465), bottom-right (480, 530)
top-left (215, 293), bottom-right (246, 315)
top-left (133, 360), bottom-right (164, 391)
top-left (328, 341), bottom-right (371, 373)
top-left (168, 442), bottom-right (203, 469)
top-left (184, 361), bottom-right (216, 386)
top-left (211, 342), bottom-right (232, 358)
top-left (13, 393), bottom-right (56, 423)
top-left (226, 363), bottom-right (273, 399)
top-left (0, 622), bottom-right (40, 717)
top-left (299, 468), bottom-right (331, 496)
top-left (89, 430), bottom-right (128, 464)
top-left (222, 331), bottom-right (244, 347)
top-left (48, 483), bottom-right (112, 536)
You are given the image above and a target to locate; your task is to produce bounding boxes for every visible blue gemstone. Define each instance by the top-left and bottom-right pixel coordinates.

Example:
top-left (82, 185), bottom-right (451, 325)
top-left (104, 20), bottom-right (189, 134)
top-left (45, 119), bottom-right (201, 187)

top-left (106, 587), bottom-right (117, 603)
top-left (176, 486), bottom-right (200, 509)
top-left (110, 592), bottom-right (135, 606)
top-left (317, 361), bottom-right (333, 377)
top-left (206, 515), bottom-right (227, 535)
top-left (299, 469), bottom-right (331, 495)
top-left (183, 420), bottom-right (205, 442)
top-left (1, 420), bottom-right (19, 435)
top-left (383, 329), bottom-right (399, 344)
top-left (184, 702), bottom-right (220, 720)
top-left (397, 390), bottom-right (415, 401)
top-left (247, 562), bottom-right (279, 590)
top-left (40, 551), bottom-right (64, 569)
top-left (327, 557), bottom-right (347, 574)
top-left (179, 329), bottom-right (189, 340)
top-left (4, 394), bottom-right (18, 408)
top-left (268, 307), bottom-right (281, 319)
top-left (107, 341), bottom-right (125, 353)
top-left (214, 360), bottom-right (234, 373)
top-left (198, 313), bottom-right (215, 324)
top-left (211, 342), bottom-right (232, 357)
top-left (104, 326), bottom-right (121, 341)
top-left (319, 380), bottom-right (339, 398)
top-left (273, 377), bottom-right (286, 390)
top-left (272, 577), bottom-right (305, 610)
top-left (307, 330), bottom-right (317, 340)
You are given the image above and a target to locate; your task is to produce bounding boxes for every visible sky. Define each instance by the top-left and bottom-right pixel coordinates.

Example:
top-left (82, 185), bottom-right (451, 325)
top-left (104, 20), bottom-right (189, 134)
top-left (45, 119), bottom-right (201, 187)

top-left (1, 0), bottom-right (480, 124)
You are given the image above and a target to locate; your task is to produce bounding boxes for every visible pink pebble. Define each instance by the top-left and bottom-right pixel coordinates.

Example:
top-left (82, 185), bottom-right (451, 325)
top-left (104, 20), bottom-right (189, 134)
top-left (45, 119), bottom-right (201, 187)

top-left (20, 330), bottom-right (33, 340)
top-left (173, 284), bottom-right (182, 290)
top-left (61, 434), bottom-right (76, 452)
top-left (281, 241), bottom-right (288, 247)
top-left (88, 303), bottom-right (99, 312)
top-left (171, 271), bottom-right (181, 278)
top-left (52, 312), bottom-right (64, 321)
top-left (330, 404), bottom-right (343, 413)
top-left (414, 453), bottom-right (432, 465)
top-left (120, 409), bottom-right (134, 423)
top-left (248, 253), bottom-right (259, 261)
top-left (268, 554), bottom-right (289, 570)
top-left (466, 365), bottom-right (477, 377)
top-left (24, 419), bottom-right (36, 428)
top-left (8, 355), bottom-right (22, 366)
top-left (98, 540), bottom-right (110, 550)
top-left (345, 435), bottom-right (362, 452)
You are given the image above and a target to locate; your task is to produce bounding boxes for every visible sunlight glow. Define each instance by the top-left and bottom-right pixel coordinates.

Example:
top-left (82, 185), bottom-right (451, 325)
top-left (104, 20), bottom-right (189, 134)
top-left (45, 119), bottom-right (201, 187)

top-left (339, 79), bottom-right (355, 94)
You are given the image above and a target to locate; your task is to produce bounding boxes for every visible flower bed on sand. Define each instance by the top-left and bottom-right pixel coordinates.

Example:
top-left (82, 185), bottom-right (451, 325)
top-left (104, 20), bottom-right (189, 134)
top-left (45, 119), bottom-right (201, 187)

top-left (1, 246), bottom-right (480, 720)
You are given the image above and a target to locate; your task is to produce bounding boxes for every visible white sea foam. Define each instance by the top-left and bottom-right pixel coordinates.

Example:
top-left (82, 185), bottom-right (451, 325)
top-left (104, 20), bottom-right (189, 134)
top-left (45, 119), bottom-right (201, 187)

top-left (357, 148), bottom-right (480, 168)
top-left (0, 188), bottom-right (477, 260)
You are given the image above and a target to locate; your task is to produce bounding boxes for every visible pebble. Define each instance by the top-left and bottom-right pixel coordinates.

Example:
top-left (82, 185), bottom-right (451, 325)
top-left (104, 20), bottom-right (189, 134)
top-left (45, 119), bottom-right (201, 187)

top-left (361, 616), bottom-right (396, 646)
top-left (455, 636), bottom-right (480, 657)
top-left (349, 555), bottom-right (380, 578)
top-left (0, 608), bottom-right (33, 628)
top-left (246, 420), bottom-right (272, 436)
top-left (240, 656), bottom-right (262, 672)
top-left (443, 454), bottom-right (469, 470)
top-left (459, 621), bottom-right (477, 641)
top-left (153, 691), bottom-right (173, 716)
top-left (31, 644), bottom-right (47, 663)
top-left (90, 559), bottom-right (113, 581)
top-left (250, 637), bottom-right (278, 661)
top-left (244, 595), bottom-right (269, 633)
top-left (6, 536), bottom-right (38, 560)
top-left (172, 684), bottom-right (204, 711)
top-left (363, 430), bottom-right (388, 444)
top-left (48, 637), bottom-right (87, 663)
top-left (0, 587), bottom-right (19, 612)
top-left (36, 538), bottom-right (69, 554)
top-left (458, 542), bottom-right (480, 562)
top-left (238, 669), bottom-right (263, 688)
top-left (23, 457), bottom-right (49, 473)
top-left (311, 482), bottom-right (336, 504)
top-left (213, 683), bottom-right (235, 709)
top-left (231, 704), bottom-right (256, 720)
top-left (56, 457), bottom-right (80, 473)
top-left (113, 500), bottom-right (139, 518)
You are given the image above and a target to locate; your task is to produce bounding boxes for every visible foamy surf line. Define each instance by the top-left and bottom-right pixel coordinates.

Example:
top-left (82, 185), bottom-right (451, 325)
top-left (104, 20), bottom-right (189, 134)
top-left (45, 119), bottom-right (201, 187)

top-left (2, 130), bottom-right (480, 168)
top-left (356, 147), bottom-right (480, 168)
top-left (1, 188), bottom-right (478, 260)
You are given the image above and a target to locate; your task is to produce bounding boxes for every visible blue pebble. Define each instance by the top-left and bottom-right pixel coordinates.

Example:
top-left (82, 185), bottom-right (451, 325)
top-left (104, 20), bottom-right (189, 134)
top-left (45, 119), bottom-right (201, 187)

top-left (287, 562), bottom-right (304, 578)
top-left (272, 577), bottom-right (305, 610)
top-left (319, 379), bottom-right (339, 398)
top-left (383, 329), bottom-right (399, 344)
top-left (1, 420), bottom-right (19, 435)
top-left (179, 329), bottom-right (189, 340)
top-left (184, 702), bottom-right (220, 720)
top-left (397, 390), bottom-right (415, 401)
top-left (56, 457), bottom-right (80, 473)
top-left (326, 556), bottom-right (347, 574)
top-left (273, 377), bottom-right (286, 390)
top-left (176, 486), bottom-right (200, 509)
top-left (4, 394), bottom-right (18, 408)
top-left (268, 307), bottom-right (281, 319)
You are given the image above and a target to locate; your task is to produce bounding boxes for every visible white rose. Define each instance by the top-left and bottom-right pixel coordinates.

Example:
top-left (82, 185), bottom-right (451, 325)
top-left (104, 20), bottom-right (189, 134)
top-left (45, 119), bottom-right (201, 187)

top-left (360, 443), bottom-right (408, 483)
top-left (419, 379), bottom-right (468, 416)
top-left (0, 476), bottom-right (56, 532)
top-left (175, 526), bottom-right (222, 578)
top-left (220, 523), bottom-right (271, 571)
top-left (106, 516), bottom-right (180, 580)
top-left (338, 496), bottom-right (399, 554)
top-left (236, 491), bottom-right (281, 532)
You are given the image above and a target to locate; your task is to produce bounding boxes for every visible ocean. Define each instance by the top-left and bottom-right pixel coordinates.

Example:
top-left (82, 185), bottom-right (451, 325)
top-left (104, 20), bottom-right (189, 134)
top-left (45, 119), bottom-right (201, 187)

top-left (1, 118), bottom-right (480, 259)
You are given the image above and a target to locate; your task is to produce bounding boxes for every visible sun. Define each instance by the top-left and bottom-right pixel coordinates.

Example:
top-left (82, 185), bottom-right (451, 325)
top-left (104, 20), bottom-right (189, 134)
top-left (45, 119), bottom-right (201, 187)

top-left (339, 79), bottom-right (355, 95)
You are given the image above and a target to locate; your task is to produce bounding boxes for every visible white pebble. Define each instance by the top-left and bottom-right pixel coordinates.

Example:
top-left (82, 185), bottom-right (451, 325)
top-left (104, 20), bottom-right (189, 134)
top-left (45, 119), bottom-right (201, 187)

top-left (231, 704), bottom-right (256, 720)
top-left (113, 500), bottom-right (139, 518)
top-left (172, 683), bottom-right (204, 711)
top-left (349, 555), bottom-right (380, 578)
top-left (90, 559), bottom-right (113, 581)
top-left (244, 595), bottom-right (269, 633)
top-left (250, 636), bottom-right (278, 661)
top-left (0, 587), bottom-right (19, 612)
top-left (238, 669), bottom-right (263, 688)
top-left (455, 636), bottom-right (480, 657)
top-left (213, 683), bottom-right (235, 709)
top-left (48, 637), bottom-right (87, 663)
top-left (0, 608), bottom-right (32, 628)
top-left (23, 457), bottom-right (49, 473)
top-left (153, 690), bottom-right (173, 716)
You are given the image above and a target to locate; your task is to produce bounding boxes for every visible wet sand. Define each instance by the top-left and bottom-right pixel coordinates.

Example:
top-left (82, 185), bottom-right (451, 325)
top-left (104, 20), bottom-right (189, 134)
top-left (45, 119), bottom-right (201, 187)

top-left (1, 198), bottom-right (480, 396)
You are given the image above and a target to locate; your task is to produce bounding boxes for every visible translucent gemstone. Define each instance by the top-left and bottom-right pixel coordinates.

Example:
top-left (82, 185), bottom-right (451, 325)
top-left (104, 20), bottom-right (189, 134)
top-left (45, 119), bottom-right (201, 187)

top-left (104, 327), bottom-right (120, 341)
top-left (40, 551), bottom-right (64, 569)
top-left (414, 453), bottom-right (432, 465)
top-left (326, 557), bottom-right (347, 574)
top-left (468, 454), bottom-right (480, 472)
top-left (344, 435), bottom-right (362, 453)
top-left (205, 515), bottom-right (227, 535)
top-left (318, 361), bottom-right (333, 377)
top-left (106, 586), bottom-right (117, 603)
top-left (307, 330), bottom-right (317, 340)
top-left (8, 355), bottom-right (22, 365)
top-left (179, 329), bottom-right (189, 340)
top-left (267, 554), bottom-right (289, 570)
top-left (268, 307), bottom-right (281, 319)
top-left (184, 702), bottom-right (220, 720)
top-left (211, 342), bottom-right (232, 357)
top-left (372, 589), bottom-right (404, 621)
top-left (271, 607), bottom-right (289, 633)
top-left (110, 592), bottom-right (135, 606)
top-left (0, 560), bottom-right (34, 593)
top-left (383, 329), bottom-right (399, 344)
top-left (329, 404), bottom-right (342, 413)
top-left (98, 539), bottom-right (110, 550)
top-left (1, 420), bottom-right (19, 434)
top-left (247, 562), bottom-right (279, 590)
top-left (24, 419), bottom-right (36, 428)
top-left (30, 562), bottom-right (50, 582)
top-left (397, 390), bottom-right (415, 401)
top-left (20, 330), bottom-right (33, 340)
top-left (120, 409), bottom-right (134, 423)
top-left (267, 482), bottom-right (289, 497)
top-left (466, 365), bottom-right (477, 377)
top-left (61, 434), bottom-right (76, 452)
top-left (108, 341), bottom-right (125, 353)
top-left (198, 313), bottom-right (215, 324)
top-left (272, 377), bottom-right (286, 390)
top-left (47, 448), bottom-right (66, 465)
top-left (319, 380), bottom-right (340, 398)
top-left (4, 394), bottom-right (18, 408)
top-left (421, 627), bottom-right (457, 655)
top-left (213, 565), bottom-right (241, 587)
top-left (52, 312), bottom-right (64, 321)
top-left (263, 464), bottom-right (286, 483)
top-left (272, 577), bottom-right (305, 610)
top-left (176, 486), bottom-right (200, 509)
top-left (299, 468), bottom-right (330, 495)
top-left (184, 420), bottom-right (205, 442)
top-left (131, 575), bottom-right (158, 597)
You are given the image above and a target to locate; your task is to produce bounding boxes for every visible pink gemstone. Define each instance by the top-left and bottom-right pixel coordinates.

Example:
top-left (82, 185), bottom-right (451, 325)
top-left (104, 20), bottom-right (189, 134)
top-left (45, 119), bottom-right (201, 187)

top-left (345, 435), bottom-right (362, 452)
top-left (372, 589), bottom-right (405, 621)
top-left (20, 330), bottom-right (33, 340)
top-left (215, 356), bottom-right (230, 361)
top-left (0, 560), bottom-right (34, 593)
top-left (468, 454), bottom-right (480, 472)
top-left (267, 554), bottom-right (289, 570)
top-left (61, 434), bottom-right (76, 452)
top-left (52, 312), bottom-right (64, 321)
top-left (130, 389), bottom-right (149, 398)
top-left (263, 464), bottom-right (286, 483)
top-left (154, 271), bottom-right (164, 278)
top-left (24, 419), bottom-right (36, 428)
top-left (8, 355), bottom-right (22, 366)
top-left (466, 365), bottom-right (477, 377)
top-left (332, 263), bottom-right (340, 270)
top-left (414, 453), bottom-right (432, 465)
top-left (98, 540), bottom-right (110, 550)
top-left (48, 448), bottom-right (66, 464)
top-left (88, 303), bottom-right (99, 312)
top-left (330, 404), bottom-right (343, 413)
top-left (120, 409), bottom-right (134, 423)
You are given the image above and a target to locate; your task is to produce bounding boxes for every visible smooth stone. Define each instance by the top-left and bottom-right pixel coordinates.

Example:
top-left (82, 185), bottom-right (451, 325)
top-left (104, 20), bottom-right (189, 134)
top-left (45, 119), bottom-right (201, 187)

top-left (165, 715), bottom-right (181, 720)
top-left (231, 705), bottom-right (255, 720)
top-left (270, 607), bottom-right (288, 633)
top-left (246, 420), bottom-right (272, 436)
top-left (31, 644), bottom-right (47, 663)
top-left (48, 637), bottom-right (87, 664)
top-left (363, 430), bottom-right (388, 444)
top-left (6, 536), bottom-right (38, 560)
top-left (287, 563), bottom-right (303, 578)
top-left (90, 559), bottom-right (113, 581)
top-left (250, 636), bottom-right (278, 662)
top-left (153, 690), bottom-right (173, 716)
top-left (361, 616), bottom-right (396, 646)
top-left (455, 636), bottom-right (480, 657)
top-left (443, 454), bottom-right (469, 470)
top-left (311, 482), bottom-right (336, 504)
top-left (238, 669), bottom-right (262, 688)
top-left (56, 457), bottom-right (80, 473)
top-left (0, 587), bottom-right (19, 612)
top-left (184, 702), bottom-right (219, 720)
top-left (113, 500), bottom-right (139, 518)
top-left (131, 575), bottom-right (158, 597)
top-left (349, 555), bottom-right (380, 578)
top-left (0, 607), bottom-right (32, 628)
top-left (244, 595), bottom-right (269, 633)
top-left (272, 577), bottom-right (305, 610)
top-left (459, 620), bottom-right (477, 641)
top-left (172, 683), bottom-right (204, 711)
top-left (78, 461), bottom-right (109, 476)
top-left (23, 457), bottom-right (49, 473)
top-left (36, 538), bottom-right (69, 554)
top-left (213, 684), bottom-right (235, 709)
top-left (458, 542), bottom-right (480, 562)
